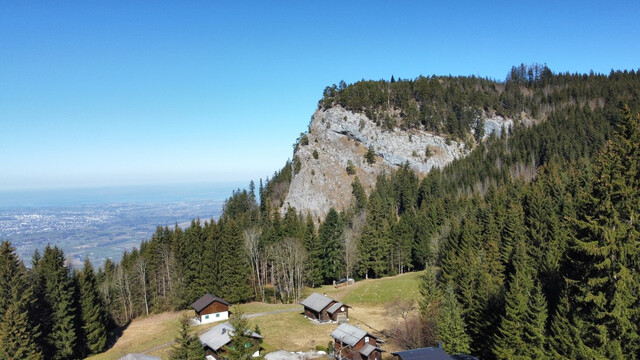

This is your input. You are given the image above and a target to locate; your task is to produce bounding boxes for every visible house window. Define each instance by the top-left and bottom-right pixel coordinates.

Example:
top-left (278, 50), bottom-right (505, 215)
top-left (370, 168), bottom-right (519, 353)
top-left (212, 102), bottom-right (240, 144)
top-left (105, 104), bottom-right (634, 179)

top-left (216, 313), bottom-right (220, 317)
top-left (341, 307), bottom-right (345, 311)
top-left (205, 315), bottom-right (209, 320)
top-left (365, 336), bottom-right (369, 343)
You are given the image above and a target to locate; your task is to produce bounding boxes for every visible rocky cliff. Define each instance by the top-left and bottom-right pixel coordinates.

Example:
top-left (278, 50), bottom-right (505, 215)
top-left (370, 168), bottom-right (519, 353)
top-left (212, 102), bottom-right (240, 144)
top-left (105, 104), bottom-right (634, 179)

top-left (282, 106), bottom-right (513, 220)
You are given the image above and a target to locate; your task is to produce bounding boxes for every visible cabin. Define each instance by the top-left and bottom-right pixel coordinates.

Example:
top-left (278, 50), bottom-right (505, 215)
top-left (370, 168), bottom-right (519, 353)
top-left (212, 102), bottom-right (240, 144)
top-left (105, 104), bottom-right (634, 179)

top-left (331, 323), bottom-right (384, 360)
top-left (301, 292), bottom-right (350, 322)
top-left (199, 322), bottom-right (263, 360)
top-left (392, 344), bottom-right (479, 360)
top-left (192, 294), bottom-right (230, 324)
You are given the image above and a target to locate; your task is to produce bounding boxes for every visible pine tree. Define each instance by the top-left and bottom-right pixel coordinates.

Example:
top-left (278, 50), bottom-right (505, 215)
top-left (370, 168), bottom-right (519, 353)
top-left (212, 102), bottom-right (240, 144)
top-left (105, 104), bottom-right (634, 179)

top-left (169, 314), bottom-right (205, 360)
top-left (493, 239), bottom-right (547, 360)
top-left (303, 215), bottom-right (323, 287)
top-left (218, 220), bottom-right (252, 303)
top-left (0, 241), bottom-right (43, 360)
top-left (437, 284), bottom-right (471, 354)
top-left (77, 258), bottom-right (109, 355)
top-left (318, 208), bottom-right (344, 283)
top-left (567, 107), bottom-right (640, 358)
top-left (224, 309), bottom-right (262, 360)
top-left (33, 245), bottom-right (79, 360)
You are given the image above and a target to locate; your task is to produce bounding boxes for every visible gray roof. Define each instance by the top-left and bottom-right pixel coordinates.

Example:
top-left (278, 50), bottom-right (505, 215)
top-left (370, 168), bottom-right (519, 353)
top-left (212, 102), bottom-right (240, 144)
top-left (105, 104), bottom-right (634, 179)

top-left (327, 302), bottom-right (348, 315)
top-left (359, 343), bottom-right (384, 356)
top-left (191, 293), bottom-right (230, 312)
top-left (392, 347), bottom-right (453, 360)
top-left (119, 354), bottom-right (161, 360)
top-left (301, 293), bottom-right (334, 312)
top-left (199, 322), bottom-right (263, 351)
top-left (330, 323), bottom-right (371, 347)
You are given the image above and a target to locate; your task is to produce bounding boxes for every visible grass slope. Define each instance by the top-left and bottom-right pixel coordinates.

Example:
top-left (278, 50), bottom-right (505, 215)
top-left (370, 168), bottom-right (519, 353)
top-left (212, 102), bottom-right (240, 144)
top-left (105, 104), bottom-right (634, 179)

top-left (87, 271), bottom-right (424, 360)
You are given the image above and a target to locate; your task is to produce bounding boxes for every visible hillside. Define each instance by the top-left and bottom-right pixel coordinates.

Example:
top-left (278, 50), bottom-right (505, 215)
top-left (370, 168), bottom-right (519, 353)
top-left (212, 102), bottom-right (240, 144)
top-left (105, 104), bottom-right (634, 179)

top-left (86, 271), bottom-right (423, 359)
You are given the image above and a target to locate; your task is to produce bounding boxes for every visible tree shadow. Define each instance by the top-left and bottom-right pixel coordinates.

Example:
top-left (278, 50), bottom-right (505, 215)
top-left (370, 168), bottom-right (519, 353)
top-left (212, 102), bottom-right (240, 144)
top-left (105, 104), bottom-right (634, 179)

top-left (104, 321), bottom-right (131, 351)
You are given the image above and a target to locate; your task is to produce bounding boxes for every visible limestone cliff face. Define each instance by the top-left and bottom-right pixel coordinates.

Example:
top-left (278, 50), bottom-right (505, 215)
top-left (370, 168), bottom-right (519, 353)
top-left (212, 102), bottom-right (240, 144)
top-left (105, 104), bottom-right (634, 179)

top-left (282, 106), bottom-right (512, 220)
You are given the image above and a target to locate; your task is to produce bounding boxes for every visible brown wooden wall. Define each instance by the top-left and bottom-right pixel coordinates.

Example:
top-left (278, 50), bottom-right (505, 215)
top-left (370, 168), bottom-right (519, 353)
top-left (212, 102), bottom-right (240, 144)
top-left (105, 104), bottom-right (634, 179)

top-left (330, 306), bottom-right (349, 321)
top-left (199, 301), bottom-right (229, 316)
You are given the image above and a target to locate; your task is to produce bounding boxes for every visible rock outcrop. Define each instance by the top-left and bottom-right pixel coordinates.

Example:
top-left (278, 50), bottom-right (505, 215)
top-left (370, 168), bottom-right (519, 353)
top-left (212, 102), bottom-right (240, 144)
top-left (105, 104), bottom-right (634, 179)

top-left (282, 106), bottom-right (513, 220)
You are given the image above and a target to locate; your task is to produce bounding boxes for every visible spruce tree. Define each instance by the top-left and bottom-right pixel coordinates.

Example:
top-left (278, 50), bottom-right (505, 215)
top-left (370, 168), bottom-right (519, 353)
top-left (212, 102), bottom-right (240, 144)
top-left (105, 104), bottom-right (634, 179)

top-left (437, 284), bottom-right (471, 354)
top-left (77, 258), bottom-right (109, 355)
top-left (218, 220), bottom-right (252, 303)
top-left (567, 107), bottom-right (640, 358)
top-left (169, 314), bottom-right (205, 360)
top-left (318, 208), bottom-right (344, 283)
top-left (0, 241), bottom-right (43, 360)
top-left (33, 245), bottom-right (79, 360)
top-left (224, 309), bottom-right (262, 360)
top-left (493, 239), bottom-right (547, 360)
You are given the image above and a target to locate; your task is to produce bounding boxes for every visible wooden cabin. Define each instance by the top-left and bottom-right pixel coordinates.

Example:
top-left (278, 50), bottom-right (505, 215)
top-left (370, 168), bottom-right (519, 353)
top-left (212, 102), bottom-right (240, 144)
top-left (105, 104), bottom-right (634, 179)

top-left (191, 294), bottom-right (230, 324)
top-left (301, 292), bottom-right (350, 322)
top-left (331, 323), bottom-right (384, 360)
top-left (199, 322), bottom-right (263, 360)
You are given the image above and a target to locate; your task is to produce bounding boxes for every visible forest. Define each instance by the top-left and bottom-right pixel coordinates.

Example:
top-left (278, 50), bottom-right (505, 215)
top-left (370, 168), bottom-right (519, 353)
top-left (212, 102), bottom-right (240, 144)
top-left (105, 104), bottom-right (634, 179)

top-left (1, 65), bottom-right (639, 359)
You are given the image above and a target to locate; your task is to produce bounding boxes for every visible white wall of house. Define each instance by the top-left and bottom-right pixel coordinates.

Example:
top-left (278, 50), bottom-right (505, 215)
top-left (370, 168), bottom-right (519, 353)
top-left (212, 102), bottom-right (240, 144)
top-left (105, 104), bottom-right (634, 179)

top-left (252, 350), bottom-right (260, 357)
top-left (199, 310), bottom-right (229, 324)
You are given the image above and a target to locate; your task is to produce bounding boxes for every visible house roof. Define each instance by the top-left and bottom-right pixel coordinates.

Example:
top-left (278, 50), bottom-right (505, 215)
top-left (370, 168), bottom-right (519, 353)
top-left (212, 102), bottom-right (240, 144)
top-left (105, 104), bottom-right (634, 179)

top-left (119, 354), bottom-right (161, 360)
top-left (392, 347), bottom-right (453, 360)
top-left (327, 302), bottom-right (348, 315)
top-left (330, 323), bottom-right (376, 347)
top-left (301, 293), bottom-right (334, 312)
top-left (199, 322), bottom-right (263, 351)
top-left (191, 294), bottom-right (230, 312)
top-left (359, 344), bottom-right (384, 356)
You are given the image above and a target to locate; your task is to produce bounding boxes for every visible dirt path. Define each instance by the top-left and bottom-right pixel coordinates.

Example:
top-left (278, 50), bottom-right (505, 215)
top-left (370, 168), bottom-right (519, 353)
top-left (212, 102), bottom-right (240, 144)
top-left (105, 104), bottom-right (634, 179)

top-left (141, 307), bottom-right (302, 355)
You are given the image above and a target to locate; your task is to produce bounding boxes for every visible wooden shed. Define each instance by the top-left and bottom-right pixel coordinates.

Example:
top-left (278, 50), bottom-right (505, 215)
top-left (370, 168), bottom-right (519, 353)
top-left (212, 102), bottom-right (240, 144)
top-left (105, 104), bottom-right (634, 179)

top-left (301, 292), bottom-right (350, 322)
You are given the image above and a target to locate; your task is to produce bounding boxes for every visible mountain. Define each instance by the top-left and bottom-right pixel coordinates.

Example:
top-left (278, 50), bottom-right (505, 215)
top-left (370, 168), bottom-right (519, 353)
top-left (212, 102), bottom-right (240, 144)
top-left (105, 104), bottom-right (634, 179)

top-left (283, 105), bottom-right (514, 219)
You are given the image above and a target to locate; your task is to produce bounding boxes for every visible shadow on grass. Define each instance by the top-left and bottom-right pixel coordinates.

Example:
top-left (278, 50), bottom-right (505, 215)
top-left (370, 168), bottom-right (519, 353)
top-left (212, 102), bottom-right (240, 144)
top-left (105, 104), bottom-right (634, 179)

top-left (104, 321), bottom-right (131, 351)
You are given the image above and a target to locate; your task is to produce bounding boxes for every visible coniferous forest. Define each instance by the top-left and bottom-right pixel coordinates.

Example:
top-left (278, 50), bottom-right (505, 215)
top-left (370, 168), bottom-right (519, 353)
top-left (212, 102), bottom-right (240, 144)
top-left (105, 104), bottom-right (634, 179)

top-left (1, 65), bottom-right (640, 359)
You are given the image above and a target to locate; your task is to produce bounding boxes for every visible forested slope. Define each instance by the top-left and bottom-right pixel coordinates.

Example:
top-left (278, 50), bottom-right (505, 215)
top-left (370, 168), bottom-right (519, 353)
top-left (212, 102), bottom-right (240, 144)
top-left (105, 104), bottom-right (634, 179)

top-left (1, 66), bottom-right (639, 359)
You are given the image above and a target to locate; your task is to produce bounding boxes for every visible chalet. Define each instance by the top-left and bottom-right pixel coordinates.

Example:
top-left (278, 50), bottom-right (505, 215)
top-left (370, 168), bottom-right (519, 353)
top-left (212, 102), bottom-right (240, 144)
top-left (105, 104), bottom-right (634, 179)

top-left (192, 294), bottom-right (231, 324)
top-left (199, 322), bottom-right (263, 360)
top-left (301, 292), bottom-right (350, 322)
top-left (392, 344), bottom-right (479, 360)
top-left (331, 323), bottom-right (384, 360)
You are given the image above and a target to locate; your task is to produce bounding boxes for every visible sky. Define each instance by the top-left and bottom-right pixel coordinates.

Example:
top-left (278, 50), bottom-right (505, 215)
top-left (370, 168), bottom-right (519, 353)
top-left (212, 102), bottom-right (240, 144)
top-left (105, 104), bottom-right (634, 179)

top-left (1, 1), bottom-right (639, 191)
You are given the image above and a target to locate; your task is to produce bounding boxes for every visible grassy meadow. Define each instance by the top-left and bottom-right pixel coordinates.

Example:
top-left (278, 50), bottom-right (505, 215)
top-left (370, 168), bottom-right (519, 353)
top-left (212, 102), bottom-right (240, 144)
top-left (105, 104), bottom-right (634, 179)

top-left (87, 270), bottom-right (424, 360)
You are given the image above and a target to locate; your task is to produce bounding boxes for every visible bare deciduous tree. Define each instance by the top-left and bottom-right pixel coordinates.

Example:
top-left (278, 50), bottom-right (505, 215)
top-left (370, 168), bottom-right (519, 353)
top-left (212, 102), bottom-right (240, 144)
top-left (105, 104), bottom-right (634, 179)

top-left (268, 238), bottom-right (306, 303)
top-left (343, 212), bottom-right (365, 283)
top-left (244, 227), bottom-right (265, 302)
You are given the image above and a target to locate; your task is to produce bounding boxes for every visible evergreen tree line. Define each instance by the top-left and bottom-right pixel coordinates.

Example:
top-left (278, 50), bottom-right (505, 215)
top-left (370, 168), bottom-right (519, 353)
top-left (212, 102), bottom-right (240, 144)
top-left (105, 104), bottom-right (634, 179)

top-left (318, 64), bottom-right (640, 140)
top-left (0, 243), bottom-right (109, 359)
top-left (417, 106), bottom-right (640, 359)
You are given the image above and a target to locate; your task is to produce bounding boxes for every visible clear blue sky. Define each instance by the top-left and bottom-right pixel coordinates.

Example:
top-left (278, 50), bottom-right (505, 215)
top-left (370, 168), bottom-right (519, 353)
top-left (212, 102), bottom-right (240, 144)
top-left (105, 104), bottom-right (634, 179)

top-left (1, 1), bottom-right (638, 190)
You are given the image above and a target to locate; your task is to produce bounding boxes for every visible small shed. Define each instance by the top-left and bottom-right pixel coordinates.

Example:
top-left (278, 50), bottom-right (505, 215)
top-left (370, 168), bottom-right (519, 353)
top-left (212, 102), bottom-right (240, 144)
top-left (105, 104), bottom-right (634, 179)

top-left (199, 322), bottom-right (263, 360)
top-left (301, 293), bottom-right (350, 322)
top-left (331, 323), bottom-right (383, 360)
top-left (192, 294), bottom-right (231, 324)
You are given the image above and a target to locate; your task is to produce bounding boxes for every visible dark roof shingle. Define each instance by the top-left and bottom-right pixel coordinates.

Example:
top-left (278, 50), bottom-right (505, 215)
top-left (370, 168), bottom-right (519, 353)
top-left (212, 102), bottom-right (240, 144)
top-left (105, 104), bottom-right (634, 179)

top-left (392, 347), bottom-right (453, 360)
top-left (191, 294), bottom-right (230, 312)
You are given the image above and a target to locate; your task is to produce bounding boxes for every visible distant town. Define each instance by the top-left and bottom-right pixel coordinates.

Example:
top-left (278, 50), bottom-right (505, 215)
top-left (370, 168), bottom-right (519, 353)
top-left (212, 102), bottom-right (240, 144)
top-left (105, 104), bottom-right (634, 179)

top-left (0, 200), bottom-right (224, 266)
